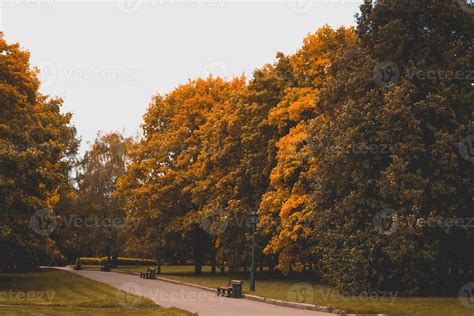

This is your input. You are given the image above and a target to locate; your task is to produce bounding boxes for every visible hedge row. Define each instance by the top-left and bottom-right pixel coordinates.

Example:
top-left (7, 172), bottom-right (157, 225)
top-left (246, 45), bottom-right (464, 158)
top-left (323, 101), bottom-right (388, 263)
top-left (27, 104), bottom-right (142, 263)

top-left (79, 257), bottom-right (156, 266)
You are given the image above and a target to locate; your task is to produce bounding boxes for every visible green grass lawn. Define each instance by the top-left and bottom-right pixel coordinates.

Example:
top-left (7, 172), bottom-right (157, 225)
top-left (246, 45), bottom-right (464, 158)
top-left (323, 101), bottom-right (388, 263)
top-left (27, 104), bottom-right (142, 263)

top-left (0, 268), bottom-right (192, 316)
top-left (75, 264), bottom-right (473, 316)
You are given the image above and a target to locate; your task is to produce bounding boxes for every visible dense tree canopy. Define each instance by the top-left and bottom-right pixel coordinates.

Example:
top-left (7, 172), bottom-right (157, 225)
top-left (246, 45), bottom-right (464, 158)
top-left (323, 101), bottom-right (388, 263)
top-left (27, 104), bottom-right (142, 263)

top-left (308, 0), bottom-right (473, 295)
top-left (0, 33), bottom-right (78, 271)
top-left (2, 0), bottom-right (472, 297)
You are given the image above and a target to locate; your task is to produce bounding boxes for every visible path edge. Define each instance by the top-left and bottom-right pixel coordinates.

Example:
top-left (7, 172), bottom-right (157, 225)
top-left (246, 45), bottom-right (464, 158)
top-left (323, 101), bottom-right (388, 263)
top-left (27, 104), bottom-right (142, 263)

top-left (118, 270), bottom-right (347, 315)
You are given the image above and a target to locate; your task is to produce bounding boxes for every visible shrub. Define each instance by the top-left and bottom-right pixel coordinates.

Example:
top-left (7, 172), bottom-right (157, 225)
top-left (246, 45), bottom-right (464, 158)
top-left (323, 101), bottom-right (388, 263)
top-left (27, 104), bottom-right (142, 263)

top-left (79, 257), bottom-right (156, 266)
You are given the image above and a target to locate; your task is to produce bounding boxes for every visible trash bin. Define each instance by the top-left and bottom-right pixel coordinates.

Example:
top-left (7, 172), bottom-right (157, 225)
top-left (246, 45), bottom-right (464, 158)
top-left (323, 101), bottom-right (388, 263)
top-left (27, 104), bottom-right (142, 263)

top-left (230, 280), bottom-right (244, 298)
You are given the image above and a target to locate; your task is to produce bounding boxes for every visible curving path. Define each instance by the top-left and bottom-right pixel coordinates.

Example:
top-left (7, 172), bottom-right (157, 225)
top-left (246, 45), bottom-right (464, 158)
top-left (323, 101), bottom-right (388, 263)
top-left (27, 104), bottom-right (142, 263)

top-left (55, 267), bottom-right (336, 316)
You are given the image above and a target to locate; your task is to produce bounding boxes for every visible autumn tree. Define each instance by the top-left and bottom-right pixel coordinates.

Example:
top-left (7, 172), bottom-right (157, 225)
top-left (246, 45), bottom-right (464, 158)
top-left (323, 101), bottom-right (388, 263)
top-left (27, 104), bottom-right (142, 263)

top-left (260, 26), bottom-right (356, 274)
top-left (117, 78), bottom-right (246, 273)
top-left (0, 33), bottom-right (78, 271)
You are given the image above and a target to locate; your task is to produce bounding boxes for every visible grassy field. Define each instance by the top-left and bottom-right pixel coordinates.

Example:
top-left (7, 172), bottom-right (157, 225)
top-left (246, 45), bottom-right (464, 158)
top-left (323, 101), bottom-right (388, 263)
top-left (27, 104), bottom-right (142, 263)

top-left (0, 268), bottom-right (191, 316)
top-left (76, 264), bottom-right (474, 316)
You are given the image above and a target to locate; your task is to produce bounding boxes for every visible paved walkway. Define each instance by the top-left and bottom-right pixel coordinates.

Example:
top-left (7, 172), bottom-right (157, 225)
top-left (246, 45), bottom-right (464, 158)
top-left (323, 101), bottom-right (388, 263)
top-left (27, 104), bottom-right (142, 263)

top-left (55, 267), bottom-right (335, 316)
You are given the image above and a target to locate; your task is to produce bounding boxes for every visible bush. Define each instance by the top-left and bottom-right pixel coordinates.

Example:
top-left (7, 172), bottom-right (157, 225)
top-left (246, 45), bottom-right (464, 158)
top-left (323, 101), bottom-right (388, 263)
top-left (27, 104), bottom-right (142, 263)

top-left (79, 257), bottom-right (156, 266)
top-left (79, 257), bottom-right (101, 265)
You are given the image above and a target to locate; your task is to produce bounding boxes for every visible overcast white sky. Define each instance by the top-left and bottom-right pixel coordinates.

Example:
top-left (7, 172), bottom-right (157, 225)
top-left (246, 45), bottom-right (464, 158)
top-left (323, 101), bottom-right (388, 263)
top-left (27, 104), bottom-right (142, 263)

top-left (1, 0), bottom-right (363, 153)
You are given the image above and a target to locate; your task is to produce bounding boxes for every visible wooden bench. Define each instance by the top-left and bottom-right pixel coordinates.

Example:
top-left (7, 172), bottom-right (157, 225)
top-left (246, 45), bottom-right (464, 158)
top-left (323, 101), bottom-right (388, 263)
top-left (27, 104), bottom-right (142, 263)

top-left (73, 258), bottom-right (82, 270)
top-left (100, 263), bottom-right (111, 272)
top-left (217, 280), bottom-right (244, 298)
top-left (216, 281), bottom-right (233, 297)
top-left (140, 267), bottom-right (157, 279)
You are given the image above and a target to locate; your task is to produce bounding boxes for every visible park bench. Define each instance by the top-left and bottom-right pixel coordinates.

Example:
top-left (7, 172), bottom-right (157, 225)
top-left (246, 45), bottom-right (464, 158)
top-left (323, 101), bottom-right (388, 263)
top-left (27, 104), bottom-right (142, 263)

top-left (73, 258), bottom-right (82, 270)
top-left (216, 280), bottom-right (243, 298)
top-left (140, 267), bottom-right (157, 279)
top-left (100, 263), bottom-right (111, 272)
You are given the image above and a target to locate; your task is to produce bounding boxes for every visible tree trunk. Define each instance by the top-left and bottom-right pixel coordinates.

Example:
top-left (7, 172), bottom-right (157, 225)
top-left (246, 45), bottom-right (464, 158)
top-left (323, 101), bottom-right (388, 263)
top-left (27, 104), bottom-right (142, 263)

top-left (192, 226), bottom-right (202, 275)
top-left (111, 253), bottom-right (118, 268)
top-left (439, 237), bottom-right (450, 295)
top-left (211, 256), bottom-right (216, 274)
top-left (269, 255), bottom-right (275, 273)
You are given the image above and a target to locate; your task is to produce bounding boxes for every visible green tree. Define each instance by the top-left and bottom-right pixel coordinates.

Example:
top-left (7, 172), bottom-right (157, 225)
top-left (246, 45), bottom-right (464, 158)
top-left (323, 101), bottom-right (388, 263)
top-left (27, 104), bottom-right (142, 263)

top-left (73, 132), bottom-right (133, 267)
top-left (0, 33), bottom-right (78, 271)
top-left (308, 0), bottom-right (473, 295)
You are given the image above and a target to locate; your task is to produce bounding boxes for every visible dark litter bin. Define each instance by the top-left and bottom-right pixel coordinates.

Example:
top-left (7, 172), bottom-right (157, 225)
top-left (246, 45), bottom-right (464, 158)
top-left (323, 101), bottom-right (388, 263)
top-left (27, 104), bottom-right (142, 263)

top-left (230, 280), bottom-right (244, 298)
